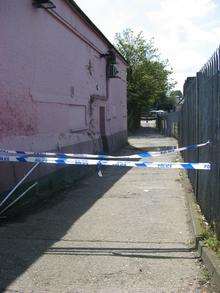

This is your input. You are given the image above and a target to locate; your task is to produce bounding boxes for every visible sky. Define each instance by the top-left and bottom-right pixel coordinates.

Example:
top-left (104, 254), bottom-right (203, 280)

top-left (75, 0), bottom-right (220, 90)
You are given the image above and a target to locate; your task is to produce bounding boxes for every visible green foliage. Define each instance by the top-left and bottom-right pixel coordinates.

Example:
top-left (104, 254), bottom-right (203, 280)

top-left (115, 29), bottom-right (158, 67)
top-left (200, 268), bottom-right (211, 285)
top-left (115, 28), bottom-right (176, 130)
top-left (155, 90), bottom-right (181, 112)
top-left (201, 227), bottom-right (220, 254)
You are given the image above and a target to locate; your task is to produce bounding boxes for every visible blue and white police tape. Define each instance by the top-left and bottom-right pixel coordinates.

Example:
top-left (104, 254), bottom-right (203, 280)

top-left (0, 154), bottom-right (211, 170)
top-left (0, 140), bottom-right (210, 160)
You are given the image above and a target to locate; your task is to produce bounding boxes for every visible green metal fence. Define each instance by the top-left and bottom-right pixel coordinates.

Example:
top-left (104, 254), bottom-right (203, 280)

top-left (180, 47), bottom-right (220, 237)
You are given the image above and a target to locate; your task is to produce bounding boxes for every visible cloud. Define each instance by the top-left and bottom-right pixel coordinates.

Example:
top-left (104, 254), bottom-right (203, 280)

top-left (156, 0), bottom-right (216, 19)
top-left (144, 0), bottom-right (220, 88)
top-left (76, 0), bottom-right (220, 89)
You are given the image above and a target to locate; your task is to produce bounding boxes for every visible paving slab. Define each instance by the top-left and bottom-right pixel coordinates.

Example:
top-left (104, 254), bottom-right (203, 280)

top-left (0, 125), bottom-right (211, 292)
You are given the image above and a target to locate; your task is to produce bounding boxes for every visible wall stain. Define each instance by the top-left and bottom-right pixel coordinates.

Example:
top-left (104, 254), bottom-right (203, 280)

top-left (0, 94), bottom-right (38, 138)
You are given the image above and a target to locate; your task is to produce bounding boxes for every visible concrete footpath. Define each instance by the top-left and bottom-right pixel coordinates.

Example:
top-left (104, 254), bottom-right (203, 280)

top-left (0, 125), bottom-right (213, 292)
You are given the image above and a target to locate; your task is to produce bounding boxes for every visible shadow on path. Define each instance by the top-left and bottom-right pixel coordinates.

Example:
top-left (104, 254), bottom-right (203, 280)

top-left (0, 125), bottom-right (177, 291)
top-left (0, 158), bottom-right (133, 291)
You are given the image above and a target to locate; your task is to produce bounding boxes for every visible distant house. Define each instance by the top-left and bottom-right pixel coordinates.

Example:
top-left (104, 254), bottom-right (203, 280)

top-left (0, 0), bottom-right (127, 194)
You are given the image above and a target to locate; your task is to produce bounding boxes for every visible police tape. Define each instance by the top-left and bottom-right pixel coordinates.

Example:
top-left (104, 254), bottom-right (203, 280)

top-left (0, 154), bottom-right (211, 170)
top-left (0, 140), bottom-right (210, 160)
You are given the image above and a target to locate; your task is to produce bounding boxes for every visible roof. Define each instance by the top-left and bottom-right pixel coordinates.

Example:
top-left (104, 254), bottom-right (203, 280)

top-left (64, 0), bottom-right (128, 65)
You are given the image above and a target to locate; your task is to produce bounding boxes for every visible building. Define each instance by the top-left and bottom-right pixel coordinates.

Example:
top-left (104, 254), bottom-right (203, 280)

top-left (0, 0), bottom-right (127, 196)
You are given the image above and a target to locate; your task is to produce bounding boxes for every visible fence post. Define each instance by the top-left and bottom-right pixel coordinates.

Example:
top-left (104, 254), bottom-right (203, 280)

top-left (195, 72), bottom-right (202, 199)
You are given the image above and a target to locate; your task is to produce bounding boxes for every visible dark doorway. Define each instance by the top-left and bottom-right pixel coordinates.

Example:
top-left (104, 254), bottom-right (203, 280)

top-left (99, 106), bottom-right (109, 153)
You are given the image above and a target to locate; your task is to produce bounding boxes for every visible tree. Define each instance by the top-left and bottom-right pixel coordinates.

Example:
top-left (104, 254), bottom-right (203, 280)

top-left (155, 90), bottom-right (182, 112)
top-left (115, 29), bottom-right (174, 130)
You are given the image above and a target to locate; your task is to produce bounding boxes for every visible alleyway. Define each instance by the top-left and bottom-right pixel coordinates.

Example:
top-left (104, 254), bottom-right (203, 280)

top-left (0, 123), bottom-right (208, 292)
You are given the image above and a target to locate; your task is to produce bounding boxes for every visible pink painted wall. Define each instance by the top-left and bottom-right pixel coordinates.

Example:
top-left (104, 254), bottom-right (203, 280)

top-left (0, 0), bottom-right (127, 191)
